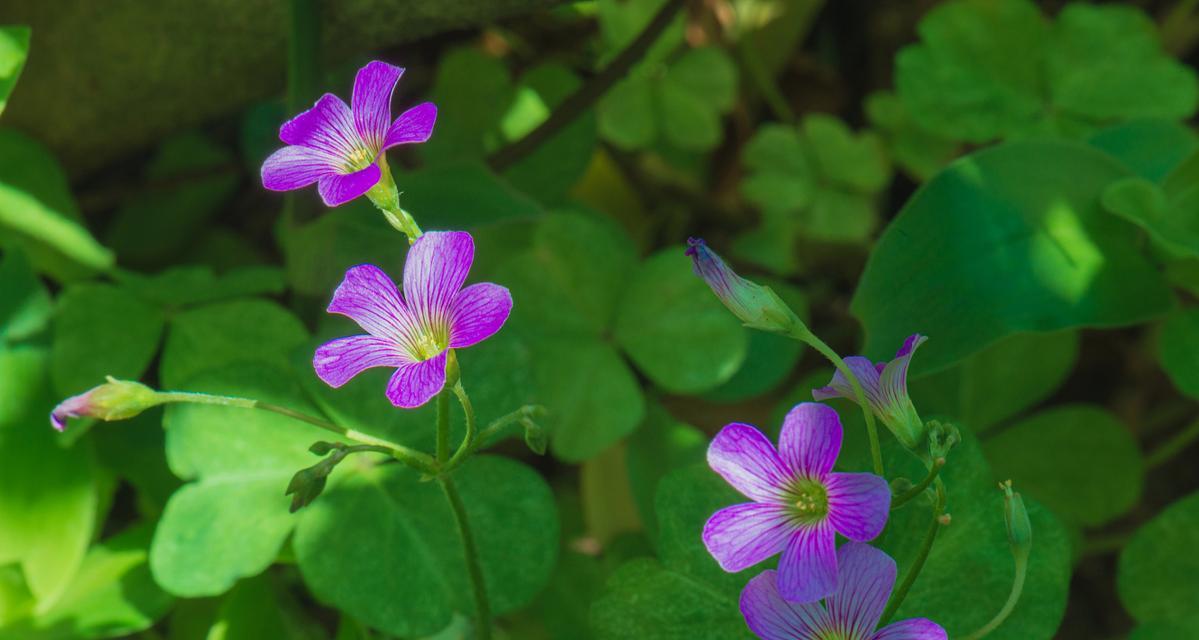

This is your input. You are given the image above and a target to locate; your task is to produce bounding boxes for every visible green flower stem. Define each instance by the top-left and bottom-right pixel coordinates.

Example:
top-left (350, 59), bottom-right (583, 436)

top-left (962, 552), bottom-right (1029, 639)
top-left (443, 382), bottom-right (477, 470)
top-left (787, 327), bottom-right (885, 477)
top-left (891, 457), bottom-right (946, 510)
top-left (1146, 418), bottom-right (1199, 470)
top-left (880, 479), bottom-right (947, 625)
top-left (439, 475), bottom-right (492, 640)
top-left (155, 391), bottom-right (435, 473)
top-left (366, 155), bottom-right (423, 243)
top-left (436, 388), bottom-right (452, 464)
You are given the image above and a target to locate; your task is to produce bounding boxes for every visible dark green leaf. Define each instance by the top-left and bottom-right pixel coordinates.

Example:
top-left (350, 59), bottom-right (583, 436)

top-left (1118, 489), bottom-right (1199, 623)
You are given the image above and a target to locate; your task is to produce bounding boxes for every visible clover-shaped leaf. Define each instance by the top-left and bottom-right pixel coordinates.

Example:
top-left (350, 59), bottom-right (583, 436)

top-left (0, 26), bottom-right (30, 115)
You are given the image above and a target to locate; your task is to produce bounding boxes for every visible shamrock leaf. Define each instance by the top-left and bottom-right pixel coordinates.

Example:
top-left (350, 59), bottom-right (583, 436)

top-left (0, 26), bottom-right (30, 115)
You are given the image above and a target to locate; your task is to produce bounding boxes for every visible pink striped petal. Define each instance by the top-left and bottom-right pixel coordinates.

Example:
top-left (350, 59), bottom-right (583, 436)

top-left (403, 231), bottom-right (474, 329)
top-left (313, 335), bottom-right (410, 388)
top-left (707, 423), bottom-right (792, 502)
top-left (261, 145), bottom-right (337, 191)
top-left (827, 543), bottom-right (895, 638)
top-left (449, 283), bottom-right (512, 349)
top-left (779, 402), bottom-right (843, 479)
top-left (879, 334), bottom-right (927, 411)
top-left (317, 164), bottom-right (381, 207)
top-left (777, 523), bottom-right (837, 603)
top-left (385, 350), bottom-right (447, 408)
top-left (327, 265), bottom-right (420, 346)
top-left (352, 61), bottom-right (404, 148)
top-left (739, 571), bottom-right (828, 640)
top-left (384, 102), bottom-right (437, 149)
top-left (280, 93), bottom-right (361, 158)
top-left (871, 619), bottom-right (948, 640)
top-left (827, 473), bottom-right (891, 542)
top-left (702, 503), bottom-right (795, 572)
top-left (812, 356), bottom-right (885, 408)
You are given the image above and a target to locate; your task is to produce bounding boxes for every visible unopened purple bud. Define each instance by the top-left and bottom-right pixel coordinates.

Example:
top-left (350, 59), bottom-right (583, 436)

top-left (50, 377), bottom-right (163, 432)
top-left (685, 238), bottom-right (804, 334)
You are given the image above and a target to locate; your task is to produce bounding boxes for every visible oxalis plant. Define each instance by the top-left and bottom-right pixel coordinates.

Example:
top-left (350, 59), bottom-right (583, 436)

top-left (48, 59), bottom-right (1033, 640)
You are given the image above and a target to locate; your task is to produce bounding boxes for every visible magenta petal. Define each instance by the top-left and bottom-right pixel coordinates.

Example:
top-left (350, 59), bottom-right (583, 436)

top-left (317, 164), bottom-right (382, 207)
top-left (812, 356), bottom-right (884, 407)
top-left (702, 503), bottom-right (795, 573)
top-left (827, 543), bottom-right (896, 638)
top-left (403, 231), bottom-right (475, 326)
top-left (871, 619), bottom-right (948, 640)
top-left (385, 350), bottom-right (448, 408)
top-left (449, 282), bottom-right (512, 349)
top-left (827, 473), bottom-right (891, 541)
top-left (313, 335), bottom-right (410, 388)
top-left (384, 102), bottom-right (438, 149)
top-left (279, 93), bottom-right (360, 157)
top-left (352, 61), bottom-right (404, 148)
top-left (778, 402), bottom-right (843, 478)
top-left (739, 571), bottom-right (828, 640)
top-left (777, 524), bottom-right (837, 603)
top-left (327, 264), bottom-right (419, 346)
top-left (879, 334), bottom-right (927, 407)
top-left (707, 423), bottom-right (792, 502)
top-left (261, 146), bottom-right (337, 191)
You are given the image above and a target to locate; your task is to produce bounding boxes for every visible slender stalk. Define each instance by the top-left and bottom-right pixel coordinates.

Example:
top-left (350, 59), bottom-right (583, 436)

top-left (155, 391), bottom-right (434, 472)
top-left (444, 382), bottom-right (477, 470)
top-left (891, 457), bottom-right (945, 510)
top-left (790, 329), bottom-right (885, 477)
top-left (738, 40), bottom-right (795, 124)
top-left (486, 0), bottom-right (687, 171)
top-left (881, 480), bottom-right (946, 625)
top-left (1146, 419), bottom-right (1199, 470)
top-left (436, 388), bottom-right (452, 464)
top-left (962, 554), bottom-right (1028, 639)
top-left (439, 476), bottom-right (492, 640)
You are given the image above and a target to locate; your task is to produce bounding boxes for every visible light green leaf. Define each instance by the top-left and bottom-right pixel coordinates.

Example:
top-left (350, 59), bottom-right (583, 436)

top-left (0, 27), bottom-right (30, 114)
top-left (705, 278), bottom-right (808, 403)
top-left (51, 284), bottom-right (165, 397)
top-left (1088, 119), bottom-right (1199, 183)
top-left (1119, 489), bottom-right (1199, 623)
top-left (597, 0), bottom-right (685, 68)
top-left (294, 456), bottom-right (559, 638)
top-left (803, 114), bottom-right (889, 192)
top-left (159, 299), bottom-right (307, 388)
top-left (853, 139), bottom-right (1172, 371)
top-left (0, 248), bottom-right (50, 343)
top-left (113, 265), bottom-right (287, 308)
top-left (984, 404), bottom-right (1142, 527)
top-left (598, 76), bottom-right (657, 151)
top-left (1103, 177), bottom-right (1199, 258)
top-left (614, 246), bottom-right (747, 394)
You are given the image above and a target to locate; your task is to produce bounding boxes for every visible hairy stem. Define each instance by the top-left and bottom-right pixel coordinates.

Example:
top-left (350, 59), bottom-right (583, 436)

top-left (881, 480), bottom-right (946, 625)
top-left (440, 476), bottom-right (492, 640)
top-left (891, 457), bottom-right (946, 510)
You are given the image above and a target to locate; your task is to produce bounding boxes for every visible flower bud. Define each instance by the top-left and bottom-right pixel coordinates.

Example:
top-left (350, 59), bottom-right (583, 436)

top-left (50, 377), bottom-right (163, 432)
top-left (685, 238), bottom-right (804, 335)
top-left (1001, 480), bottom-right (1032, 560)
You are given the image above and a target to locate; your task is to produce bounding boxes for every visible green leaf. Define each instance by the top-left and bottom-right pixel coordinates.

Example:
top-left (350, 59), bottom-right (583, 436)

top-left (598, 76), bottom-right (657, 151)
top-left (984, 404), bottom-right (1142, 527)
top-left (658, 47), bottom-right (737, 151)
top-left (880, 432), bottom-right (1073, 639)
top-left (597, 0), bottom-right (685, 68)
top-left (0, 346), bottom-right (98, 606)
top-left (151, 363), bottom-right (330, 597)
top-left (865, 90), bottom-right (959, 181)
top-left (704, 278), bottom-right (808, 403)
top-left (51, 284), bottom-right (166, 397)
top-left (1088, 119), bottom-right (1199, 183)
top-left (113, 265), bottom-right (287, 308)
top-left (294, 456), bottom-right (559, 637)
top-left (1157, 307), bottom-right (1199, 400)
top-left (614, 246), bottom-right (747, 394)
top-left (0, 130), bottom-right (113, 277)
top-left (0, 248), bottom-right (50, 343)
top-left (624, 404), bottom-right (706, 547)
top-left (159, 299), bottom-right (307, 388)
top-left (400, 163), bottom-right (544, 230)
top-left (1102, 177), bottom-right (1199, 258)
top-left (0, 26), bottom-right (30, 115)
top-left (205, 573), bottom-right (318, 640)
top-left (1119, 489), bottom-right (1199, 623)
top-left (853, 139), bottom-right (1173, 371)
top-left (1131, 616), bottom-right (1199, 640)
top-left (2, 525), bottom-right (173, 640)
top-left (424, 48), bottom-right (515, 164)
top-left (283, 201), bottom-right (397, 297)
top-left (910, 330), bottom-right (1079, 433)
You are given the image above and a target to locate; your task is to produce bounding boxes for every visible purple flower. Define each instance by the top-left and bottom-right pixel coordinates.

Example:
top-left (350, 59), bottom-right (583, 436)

top-left (703, 403), bottom-right (891, 603)
top-left (50, 378), bottom-right (162, 432)
top-left (313, 231), bottom-right (511, 408)
top-left (685, 238), bottom-right (802, 334)
top-left (261, 60), bottom-right (437, 207)
top-left (740, 542), bottom-right (947, 640)
top-left (813, 334), bottom-right (927, 450)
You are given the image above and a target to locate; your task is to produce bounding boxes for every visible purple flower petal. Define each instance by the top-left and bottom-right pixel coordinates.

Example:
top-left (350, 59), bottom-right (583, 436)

top-left (384, 102), bottom-right (438, 149)
top-left (279, 93), bottom-right (361, 158)
top-left (317, 164), bottom-right (382, 207)
top-left (870, 619), bottom-right (948, 640)
top-left (739, 570), bottom-right (828, 640)
top-left (708, 423), bottom-right (793, 502)
top-left (879, 334), bottom-right (927, 412)
top-left (777, 523), bottom-right (837, 603)
top-left (352, 61), bottom-right (404, 148)
top-left (827, 542), bottom-right (896, 638)
top-left (702, 503), bottom-right (795, 573)
top-left (313, 335), bottom-right (410, 388)
top-left (827, 473), bottom-right (891, 542)
top-left (50, 393), bottom-right (90, 432)
top-left (261, 145), bottom-right (337, 191)
top-left (812, 356), bottom-right (885, 407)
top-left (403, 231), bottom-right (474, 328)
top-left (385, 350), bottom-right (448, 408)
top-left (327, 264), bottom-right (420, 347)
top-left (778, 402), bottom-right (842, 479)
top-left (449, 282), bottom-right (512, 349)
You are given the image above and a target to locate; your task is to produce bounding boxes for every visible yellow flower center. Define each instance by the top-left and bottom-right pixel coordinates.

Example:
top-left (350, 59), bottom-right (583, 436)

top-left (342, 146), bottom-right (375, 173)
top-left (790, 478), bottom-right (829, 523)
